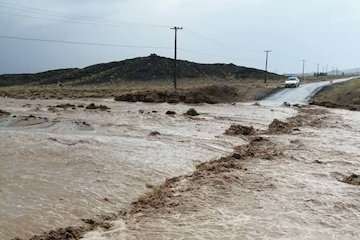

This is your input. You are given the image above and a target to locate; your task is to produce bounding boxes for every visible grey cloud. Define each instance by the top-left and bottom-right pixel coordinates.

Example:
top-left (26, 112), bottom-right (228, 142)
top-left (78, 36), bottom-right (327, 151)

top-left (0, 0), bottom-right (359, 74)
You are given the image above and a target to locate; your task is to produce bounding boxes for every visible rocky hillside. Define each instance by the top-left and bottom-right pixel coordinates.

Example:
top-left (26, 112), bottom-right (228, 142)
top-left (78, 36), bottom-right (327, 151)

top-left (0, 54), bottom-right (282, 87)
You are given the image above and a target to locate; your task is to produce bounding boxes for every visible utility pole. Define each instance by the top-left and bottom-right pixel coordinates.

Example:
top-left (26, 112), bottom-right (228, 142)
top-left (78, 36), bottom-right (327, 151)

top-left (264, 50), bottom-right (272, 83)
top-left (317, 64), bottom-right (320, 79)
top-left (302, 59), bottom-right (306, 81)
top-left (170, 26), bottom-right (183, 90)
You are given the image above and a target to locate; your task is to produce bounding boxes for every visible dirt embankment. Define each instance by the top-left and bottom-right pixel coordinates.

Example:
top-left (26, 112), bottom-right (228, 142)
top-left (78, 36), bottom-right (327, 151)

top-left (114, 85), bottom-right (239, 104)
top-left (114, 85), bottom-right (279, 104)
top-left (0, 80), bottom-right (281, 101)
top-left (13, 106), bottom-right (330, 240)
top-left (311, 78), bottom-right (360, 111)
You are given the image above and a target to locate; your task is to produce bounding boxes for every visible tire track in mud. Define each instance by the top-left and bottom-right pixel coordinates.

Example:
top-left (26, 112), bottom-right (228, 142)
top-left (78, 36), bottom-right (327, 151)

top-left (12, 107), bottom-right (334, 240)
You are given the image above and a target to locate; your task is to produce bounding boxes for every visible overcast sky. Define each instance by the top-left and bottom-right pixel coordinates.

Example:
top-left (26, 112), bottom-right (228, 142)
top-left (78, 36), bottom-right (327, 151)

top-left (0, 0), bottom-right (359, 74)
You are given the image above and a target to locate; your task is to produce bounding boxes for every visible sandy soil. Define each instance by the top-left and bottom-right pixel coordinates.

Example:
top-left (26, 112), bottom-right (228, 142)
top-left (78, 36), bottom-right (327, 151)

top-left (0, 98), bottom-right (294, 240)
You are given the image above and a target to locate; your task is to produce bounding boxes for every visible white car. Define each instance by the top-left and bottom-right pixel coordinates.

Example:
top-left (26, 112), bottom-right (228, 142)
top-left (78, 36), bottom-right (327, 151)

top-left (285, 76), bottom-right (301, 88)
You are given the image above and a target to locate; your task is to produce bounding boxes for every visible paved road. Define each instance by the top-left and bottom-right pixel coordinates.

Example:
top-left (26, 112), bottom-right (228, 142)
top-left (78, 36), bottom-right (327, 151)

top-left (261, 77), bottom-right (356, 106)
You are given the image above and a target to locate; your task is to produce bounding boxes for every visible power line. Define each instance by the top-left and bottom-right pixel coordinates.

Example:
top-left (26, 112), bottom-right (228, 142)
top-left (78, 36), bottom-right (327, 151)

top-left (0, 10), bottom-right (171, 29)
top-left (0, 2), bottom-right (171, 29)
top-left (0, 2), bottom-right (268, 69)
top-left (0, 1), bottom-right (83, 15)
top-left (179, 48), bottom-right (258, 64)
top-left (0, 3), bottom-right (92, 20)
top-left (0, 35), bottom-right (173, 50)
top-left (183, 28), bottom-right (225, 46)
top-left (0, 2), bottom-right (265, 57)
top-left (0, 34), bottom-right (259, 67)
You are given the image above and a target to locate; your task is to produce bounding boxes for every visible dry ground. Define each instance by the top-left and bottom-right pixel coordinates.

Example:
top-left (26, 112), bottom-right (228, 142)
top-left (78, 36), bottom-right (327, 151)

top-left (0, 79), bottom-right (282, 101)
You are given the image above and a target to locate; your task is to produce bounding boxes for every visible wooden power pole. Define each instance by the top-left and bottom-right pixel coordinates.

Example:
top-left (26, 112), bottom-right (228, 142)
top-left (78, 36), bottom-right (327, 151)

top-left (170, 26), bottom-right (183, 90)
top-left (302, 59), bottom-right (306, 81)
top-left (264, 50), bottom-right (272, 83)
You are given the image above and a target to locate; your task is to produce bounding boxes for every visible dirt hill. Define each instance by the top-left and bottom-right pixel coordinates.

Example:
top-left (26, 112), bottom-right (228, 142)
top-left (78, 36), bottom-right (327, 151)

top-left (0, 54), bottom-right (282, 87)
top-left (312, 78), bottom-right (360, 111)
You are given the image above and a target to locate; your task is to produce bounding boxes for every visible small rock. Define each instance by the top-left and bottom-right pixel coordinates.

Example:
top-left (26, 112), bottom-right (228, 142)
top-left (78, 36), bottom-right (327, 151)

top-left (149, 131), bottom-right (161, 136)
top-left (145, 183), bottom-right (155, 189)
top-left (185, 108), bottom-right (200, 116)
top-left (82, 219), bottom-right (96, 225)
top-left (101, 222), bottom-right (113, 230)
top-left (283, 102), bottom-right (291, 107)
top-left (342, 174), bottom-right (360, 185)
top-left (225, 124), bottom-right (256, 136)
top-left (86, 103), bottom-right (110, 111)
top-left (268, 119), bottom-right (292, 134)
top-left (166, 110), bottom-right (176, 115)
top-left (55, 103), bottom-right (76, 109)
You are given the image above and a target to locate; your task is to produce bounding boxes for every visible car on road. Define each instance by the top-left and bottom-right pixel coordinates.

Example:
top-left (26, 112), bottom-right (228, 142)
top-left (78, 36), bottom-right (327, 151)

top-left (285, 76), bottom-right (301, 88)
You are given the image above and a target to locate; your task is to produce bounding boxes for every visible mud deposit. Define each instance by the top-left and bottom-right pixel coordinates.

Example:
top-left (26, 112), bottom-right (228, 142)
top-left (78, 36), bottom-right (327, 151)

top-left (114, 85), bottom-right (240, 104)
top-left (0, 98), bottom-right (294, 240)
top-left (311, 101), bottom-right (360, 111)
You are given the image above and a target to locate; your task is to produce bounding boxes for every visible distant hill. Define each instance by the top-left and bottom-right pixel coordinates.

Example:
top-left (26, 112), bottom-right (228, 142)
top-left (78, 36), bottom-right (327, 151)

top-left (0, 54), bottom-right (282, 87)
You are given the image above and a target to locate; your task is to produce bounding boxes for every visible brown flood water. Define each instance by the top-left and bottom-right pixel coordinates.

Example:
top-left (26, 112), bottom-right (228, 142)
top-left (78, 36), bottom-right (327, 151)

top-left (0, 98), bottom-right (294, 240)
top-left (83, 107), bottom-right (360, 240)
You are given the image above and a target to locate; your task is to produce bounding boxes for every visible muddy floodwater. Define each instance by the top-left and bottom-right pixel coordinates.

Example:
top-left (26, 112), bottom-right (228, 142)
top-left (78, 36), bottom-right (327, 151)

top-left (81, 106), bottom-right (360, 240)
top-left (1, 97), bottom-right (360, 240)
top-left (0, 98), bottom-right (295, 240)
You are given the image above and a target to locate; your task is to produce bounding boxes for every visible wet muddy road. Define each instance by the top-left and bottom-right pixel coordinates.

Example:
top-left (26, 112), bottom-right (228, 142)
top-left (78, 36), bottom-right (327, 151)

top-left (263, 77), bottom-right (356, 105)
top-left (0, 98), bottom-right (295, 240)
